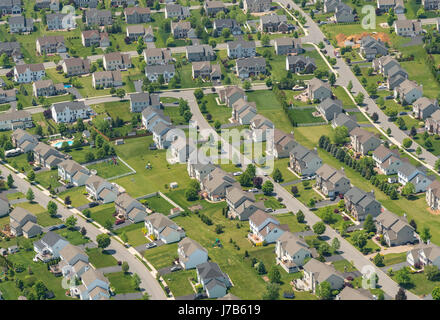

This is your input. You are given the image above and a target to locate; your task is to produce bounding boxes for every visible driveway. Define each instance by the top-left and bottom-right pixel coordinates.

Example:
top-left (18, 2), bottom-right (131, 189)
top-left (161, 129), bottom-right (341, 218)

top-left (134, 80), bottom-right (143, 93)
top-left (380, 261), bottom-right (409, 272)
top-left (113, 292), bottom-right (144, 300)
top-left (98, 265), bottom-right (123, 274)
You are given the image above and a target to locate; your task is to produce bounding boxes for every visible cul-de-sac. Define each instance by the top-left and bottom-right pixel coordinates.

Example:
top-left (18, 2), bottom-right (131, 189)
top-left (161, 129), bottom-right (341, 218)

top-left (0, 0), bottom-right (440, 302)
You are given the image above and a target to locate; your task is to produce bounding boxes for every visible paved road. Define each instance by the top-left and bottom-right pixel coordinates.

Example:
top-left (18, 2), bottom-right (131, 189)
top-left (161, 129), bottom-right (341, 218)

top-left (0, 164), bottom-right (167, 300)
top-left (279, 0), bottom-right (439, 174)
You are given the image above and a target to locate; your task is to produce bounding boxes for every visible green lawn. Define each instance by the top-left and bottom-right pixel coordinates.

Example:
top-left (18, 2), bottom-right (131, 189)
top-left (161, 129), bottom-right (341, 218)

top-left (91, 101), bottom-right (132, 123)
top-left (6, 192), bottom-right (25, 200)
top-left (59, 187), bottom-right (90, 208)
top-left (143, 195), bottom-right (175, 214)
top-left (114, 222), bottom-right (148, 247)
top-left (7, 153), bottom-right (33, 174)
top-left (89, 203), bottom-right (116, 227)
top-left (332, 259), bottom-right (357, 273)
top-left (163, 269), bottom-right (197, 297)
top-left (55, 228), bottom-right (90, 246)
top-left (15, 202), bottom-right (47, 215)
top-left (87, 248), bottom-right (118, 269)
top-left (392, 270), bottom-right (440, 297)
top-left (86, 159), bottom-right (132, 179)
top-left (275, 212), bottom-right (307, 233)
top-left (200, 93), bottom-right (231, 125)
top-left (255, 194), bottom-right (286, 210)
top-left (288, 108), bottom-right (325, 124)
top-left (163, 106), bottom-right (188, 126)
top-left (107, 271), bottom-right (140, 294)
top-left (382, 252), bottom-right (407, 267)
top-left (34, 169), bottom-right (62, 189)
top-left (143, 243), bottom-right (178, 270)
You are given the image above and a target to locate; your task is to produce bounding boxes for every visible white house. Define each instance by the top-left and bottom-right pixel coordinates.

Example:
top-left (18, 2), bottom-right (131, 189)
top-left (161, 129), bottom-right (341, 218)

top-left (178, 237), bottom-right (208, 269)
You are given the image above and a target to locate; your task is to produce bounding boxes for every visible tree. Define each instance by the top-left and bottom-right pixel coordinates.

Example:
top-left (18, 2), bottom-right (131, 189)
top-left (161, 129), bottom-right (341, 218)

top-left (239, 172), bottom-right (252, 187)
top-left (83, 209), bottom-right (91, 218)
top-left (313, 222), bottom-right (326, 235)
top-left (253, 176), bottom-right (263, 189)
top-left (436, 159), bottom-right (440, 172)
top-left (262, 283), bottom-right (280, 300)
top-left (47, 201), bottom-right (57, 217)
top-left (80, 227), bottom-right (87, 236)
top-left (7, 174), bottom-right (13, 188)
top-left (296, 210), bottom-right (305, 223)
top-left (395, 287), bottom-right (407, 300)
top-left (331, 237), bottom-right (340, 253)
top-left (363, 214), bottom-right (376, 233)
top-left (347, 80), bottom-right (353, 91)
top-left (401, 182), bottom-right (415, 199)
top-left (316, 281), bottom-right (332, 300)
top-left (132, 273), bottom-right (141, 290)
top-left (395, 267), bottom-right (411, 286)
top-left (329, 73), bottom-right (336, 86)
top-left (425, 265), bottom-right (440, 281)
top-left (64, 196), bottom-right (71, 206)
top-left (214, 120), bottom-right (221, 131)
top-left (332, 126), bottom-right (349, 145)
top-left (26, 188), bottom-right (34, 202)
top-left (257, 261), bottom-right (266, 275)
top-left (355, 92), bottom-right (364, 105)
top-left (352, 230), bottom-right (367, 249)
top-left (371, 112), bottom-right (379, 122)
top-left (243, 80), bottom-right (251, 90)
top-left (272, 168), bottom-right (282, 182)
top-left (65, 215), bottom-right (77, 230)
top-left (421, 227), bottom-right (432, 243)
top-left (27, 170), bottom-right (35, 181)
top-left (318, 242), bottom-right (331, 256)
top-left (416, 146), bottom-right (422, 157)
top-left (432, 287), bottom-right (440, 300)
top-left (268, 266), bottom-right (281, 284)
top-left (194, 88), bottom-right (204, 100)
top-left (122, 261), bottom-right (129, 274)
top-left (373, 253), bottom-right (384, 267)
top-left (34, 280), bottom-right (48, 300)
top-left (262, 181), bottom-right (274, 196)
top-left (97, 234), bottom-right (111, 251)
top-left (261, 34), bottom-right (270, 46)
top-left (307, 198), bottom-right (316, 208)
top-left (402, 138), bottom-right (412, 149)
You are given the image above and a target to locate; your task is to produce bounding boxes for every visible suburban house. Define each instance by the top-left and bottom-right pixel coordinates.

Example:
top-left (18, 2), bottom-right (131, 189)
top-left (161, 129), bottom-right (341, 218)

top-left (0, 110), bottom-right (33, 131)
top-left (0, 0), bottom-right (22, 15)
top-left (219, 86), bottom-right (246, 107)
top-left (171, 20), bottom-right (192, 39)
top-left (58, 159), bottom-right (90, 187)
top-left (426, 180), bottom-right (440, 211)
top-left (275, 37), bottom-right (302, 55)
top-left (289, 144), bottom-right (323, 176)
top-left (32, 79), bottom-right (66, 97)
top-left (165, 3), bottom-right (190, 20)
top-left (62, 57), bottom-right (91, 76)
top-left (248, 210), bottom-right (289, 244)
top-left (375, 210), bottom-right (417, 246)
top-left (51, 101), bottom-right (92, 123)
top-left (204, 1), bottom-right (225, 16)
top-left (196, 262), bottom-right (231, 298)
top-left (394, 19), bottom-right (422, 37)
top-left (200, 167), bottom-right (239, 201)
top-left (9, 207), bottom-right (41, 238)
top-left (413, 97), bottom-right (438, 120)
top-left (213, 19), bottom-right (242, 35)
top-left (307, 78), bottom-right (332, 102)
top-left (85, 175), bottom-right (118, 203)
top-left (33, 232), bottom-right (69, 262)
top-left (243, 0), bottom-right (271, 13)
top-left (178, 237), bottom-right (208, 269)
top-left (36, 35), bottom-right (66, 55)
top-left (373, 55), bottom-right (400, 75)
top-left (115, 193), bottom-right (147, 223)
top-left (249, 114), bottom-right (274, 142)
top-left (145, 212), bottom-right (186, 244)
top-left (0, 87), bottom-right (16, 104)
top-left (35, 0), bottom-right (59, 11)
top-left (359, 35), bottom-right (388, 60)
top-left (397, 162), bottom-right (430, 193)
top-left (103, 52), bottom-right (132, 71)
top-left (73, 0), bottom-right (98, 7)
top-left (334, 3), bottom-right (355, 23)
top-left (276, 231), bottom-right (313, 273)
top-left (168, 136), bottom-right (195, 164)
top-left (186, 44), bottom-right (215, 62)
top-left (394, 79), bottom-right (423, 104)
top-left (73, 268), bottom-right (110, 300)
top-left (192, 62), bottom-right (221, 80)
top-left (294, 258), bottom-right (344, 293)
top-left (145, 64), bottom-right (176, 83)
top-left (85, 8), bottom-right (112, 26)
top-left (286, 55), bottom-right (317, 74)
top-left (344, 187), bottom-right (381, 220)
top-left (259, 14), bottom-right (293, 33)
top-left (0, 42), bottom-right (22, 61)
top-left (126, 25), bottom-right (147, 41)
top-left (81, 30), bottom-right (110, 47)
top-left (425, 109), bottom-right (440, 135)
top-left (372, 145), bottom-right (402, 175)
top-left (14, 63), bottom-right (45, 83)
top-left (129, 92), bottom-right (160, 113)
top-left (144, 25), bottom-right (155, 42)
top-left (124, 7), bottom-right (151, 24)
top-left (33, 142), bottom-right (66, 168)
top-left (143, 48), bottom-right (173, 66)
top-left (332, 113), bottom-right (359, 132)
top-left (227, 40), bottom-right (256, 59)
top-left (60, 244), bottom-right (89, 268)
top-left (226, 186), bottom-right (265, 220)
top-left (236, 57), bottom-right (266, 79)
top-left (423, 0), bottom-right (440, 9)
top-left (152, 122), bottom-right (176, 149)
top-left (349, 127), bottom-right (381, 155)
top-left (92, 70), bottom-right (123, 88)
top-left (0, 195), bottom-right (9, 218)
top-left (141, 106), bottom-right (172, 131)
top-left (315, 164), bottom-right (351, 199)
top-left (46, 13), bottom-right (74, 30)
top-left (407, 244), bottom-right (440, 269)
top-left (8, 16), bottom-right (33, 33)
top-left (269, 128), bottom-right (297, 159)
top-left (317, 98), bottom-right (342, 121)
top-left (377, 0), bottom-right (404, 13)
top-left (187, 162), bottom-right (216, 182)
top-left (386, 65), bottom-right (408, 90)
top-left (11, 128), bottom-right (38, 153)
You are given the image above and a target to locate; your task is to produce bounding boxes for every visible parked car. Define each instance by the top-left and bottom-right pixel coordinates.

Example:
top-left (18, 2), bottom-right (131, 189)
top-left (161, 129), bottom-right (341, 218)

top-left (89, 202), bottom-right (99, 208)
top-left (146, 242), bottom-right (157, 249)
top-left (115, 219), bottom-right (125, 225)
top-left (265, 208), bottom-right (274, 213)
top-left (170, 265), bottom-right (181, 272)
top-left (233, 171), bottom-right (242, 176)
top-left (249, 188), bottom-right (258, 193)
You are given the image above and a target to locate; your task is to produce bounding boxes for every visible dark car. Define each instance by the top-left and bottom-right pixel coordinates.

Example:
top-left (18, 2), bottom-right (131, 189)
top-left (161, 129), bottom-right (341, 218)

top-left (89, 202), bottom-right (99, 208)
top-left (170, 265), bottom-right (181, 272)
top-left (115, 219), bottom-right (125, 225)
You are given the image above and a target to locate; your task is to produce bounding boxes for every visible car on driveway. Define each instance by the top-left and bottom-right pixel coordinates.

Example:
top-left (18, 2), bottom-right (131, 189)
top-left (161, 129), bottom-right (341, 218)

top-left (170, 265), bottom-right (182, 272)
top-left (249, 188), bottom-right (258, 193)
top-left (89, 202), bottom-right (99, 208)
top-left (233, 171), bottom-right (242, 176)
top-left (146, 242), bottom-right (157, 249)
top-left (265, 208), bottom-right (274, 213)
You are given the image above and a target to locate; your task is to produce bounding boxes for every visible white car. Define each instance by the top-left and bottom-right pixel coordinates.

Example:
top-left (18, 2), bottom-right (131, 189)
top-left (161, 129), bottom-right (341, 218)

top-left (233, 171), bottom-right (242, 176)
top-left (249, 188), bottom-right (258, 193)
